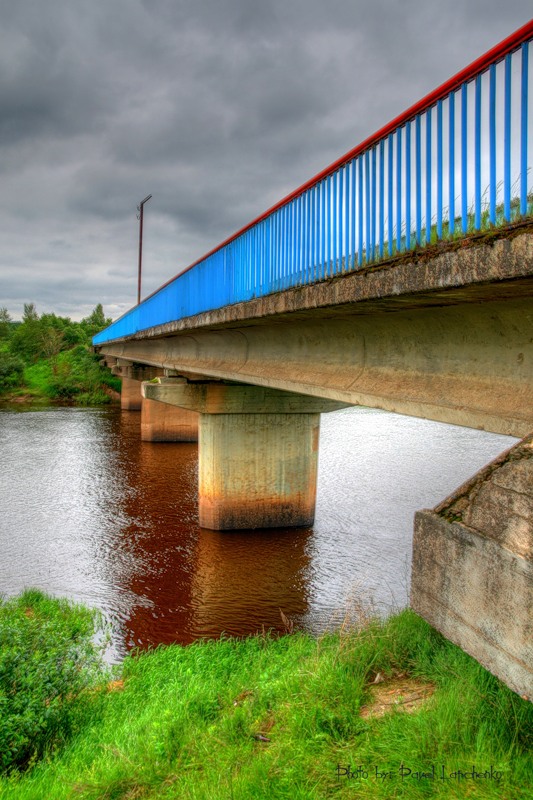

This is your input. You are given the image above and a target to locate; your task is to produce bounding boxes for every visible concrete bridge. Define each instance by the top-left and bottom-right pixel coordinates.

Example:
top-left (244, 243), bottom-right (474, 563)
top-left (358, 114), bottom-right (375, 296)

top-left (95, 23), bottom-right (533, 700)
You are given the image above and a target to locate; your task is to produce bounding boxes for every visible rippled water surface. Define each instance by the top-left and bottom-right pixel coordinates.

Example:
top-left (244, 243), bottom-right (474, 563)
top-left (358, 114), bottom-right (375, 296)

top-left (0, 405), bottom-right (516, 660)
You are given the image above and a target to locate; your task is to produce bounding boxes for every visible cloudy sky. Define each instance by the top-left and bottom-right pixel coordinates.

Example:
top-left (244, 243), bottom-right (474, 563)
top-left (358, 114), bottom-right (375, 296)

top-left (1, 1), bottom-right (531, 321)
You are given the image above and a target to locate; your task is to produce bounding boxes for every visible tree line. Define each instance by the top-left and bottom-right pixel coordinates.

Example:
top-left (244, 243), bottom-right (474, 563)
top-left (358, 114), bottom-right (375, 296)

top-left (0, 303), bottom-right (120, 404)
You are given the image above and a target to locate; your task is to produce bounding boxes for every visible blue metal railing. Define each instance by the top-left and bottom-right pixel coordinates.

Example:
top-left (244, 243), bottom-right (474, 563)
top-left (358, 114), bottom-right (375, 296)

top-left (94, 22), bottom-right (533, 346)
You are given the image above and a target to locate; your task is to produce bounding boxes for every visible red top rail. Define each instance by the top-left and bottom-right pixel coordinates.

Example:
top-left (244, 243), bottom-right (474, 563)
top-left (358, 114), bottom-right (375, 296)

top-left (150, 19), bottom-right (533, 298)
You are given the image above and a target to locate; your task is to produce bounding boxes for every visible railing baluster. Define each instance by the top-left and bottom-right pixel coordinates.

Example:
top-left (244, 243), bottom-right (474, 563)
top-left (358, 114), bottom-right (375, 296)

top-left (474, 75), bottom-right (482, 230)
top-left (364, 150), bottom-right (370, 263)
top-left (396, 127), bottom-right (402, 254)
top-left (520, 42), bottom-right (529, 216)
top-left (387, 133), bottom-right (393, 256)
top-left (489, 64), bottom-right (496, 226)
top-left (296, 195), bottom-right (301, 283)
top-left (379, 139), bottom-right (385, 260)
top-left (326, 174), bottom-right (332, 277)
top-left (281, 205), bottom-right (286, 289)
top-left (264, 218), bottom-right (269, 292)
top-left (449, 91), bottom-right (455, 236)
top-left (426, 107), bottom-right (432, 245)
top-left (416, 114), bottom-right (422, 245)
top-left (437, 99), bottom-right (443, 238)
top-left (305, 188), bottom-right (311, 283)
top-left (343, 164), bottom-right (349, 272)
top-left (302, 192), bottom-right (309, 283)
top-left (321, 178), bottom-right (326, 279)
top-left (358, 156), bottom-right (364, 267)
top-left (371, 146), bottom-right (377, 261)
top-left (299, 193), bottom-right (303, 283)
top-left (286, 202), bottom-right (290, 282)
top-left (309, 187), bottom-right (314, 281)
top-left (351, 157), bottom-right (357, 268)
top-left (504, 53), bottom-right (512, 222)
top-left (461, 82), bottom-right (468, 234)
top-left (336, 169), bottom-right (342, 273)
top-left (406, 120), bottom-right (411, 250)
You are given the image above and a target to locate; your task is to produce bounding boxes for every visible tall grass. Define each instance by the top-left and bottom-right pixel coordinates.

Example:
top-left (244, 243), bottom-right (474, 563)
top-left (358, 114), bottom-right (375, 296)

top-left (0, 594), bottom-right (531, 799)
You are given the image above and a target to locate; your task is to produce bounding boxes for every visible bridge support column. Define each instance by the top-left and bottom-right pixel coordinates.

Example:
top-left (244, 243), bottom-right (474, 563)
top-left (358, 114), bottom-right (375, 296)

top-left (411, 433), bottom-right (533, 700)
top-left (142, 379), bottom-right (347, 530)
top-left (141, 397), bottom-right (199, 442)
top-left (111, 361), bottom-right (165, 412)
top-left (199, 411), bottom-right (319, 529)
top-left (120, 377), bottom-right (143, 411)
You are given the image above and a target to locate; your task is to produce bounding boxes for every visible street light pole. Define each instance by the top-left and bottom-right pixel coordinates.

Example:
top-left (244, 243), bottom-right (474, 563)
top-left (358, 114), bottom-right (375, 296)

top-left (137, 194), bottom-right (152, 305)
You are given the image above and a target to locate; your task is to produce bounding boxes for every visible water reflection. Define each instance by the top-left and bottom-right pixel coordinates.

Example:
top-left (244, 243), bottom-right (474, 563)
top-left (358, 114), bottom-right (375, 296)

top-left (0, 404), bottom-right (516, 661)
top-left (190, 527), bottom-right (311, 638)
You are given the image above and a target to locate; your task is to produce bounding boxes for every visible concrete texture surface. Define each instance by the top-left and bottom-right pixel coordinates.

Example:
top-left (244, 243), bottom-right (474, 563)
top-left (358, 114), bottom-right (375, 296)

top-left (120, 377), bottom-right (142, 411)
top-left (411, 434), bottom-right (533, 700)
top-left (141, 397), bottom-right (198, 442)
top-left (198, 412), bottom-right (320, 530)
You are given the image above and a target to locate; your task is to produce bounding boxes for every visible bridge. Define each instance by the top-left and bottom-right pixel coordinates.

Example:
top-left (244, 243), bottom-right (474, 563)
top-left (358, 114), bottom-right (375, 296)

top-left (94, 23), bottom-right (533, 700)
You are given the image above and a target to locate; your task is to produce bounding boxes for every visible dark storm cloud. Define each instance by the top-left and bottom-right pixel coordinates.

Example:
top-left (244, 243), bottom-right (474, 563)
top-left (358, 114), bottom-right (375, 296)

top-left (0, 0), bottom-right (531, 318)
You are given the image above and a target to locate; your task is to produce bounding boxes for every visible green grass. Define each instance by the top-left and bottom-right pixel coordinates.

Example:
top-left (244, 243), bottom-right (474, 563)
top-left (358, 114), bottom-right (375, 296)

top-left (0, 594), bottom-right (531, 799)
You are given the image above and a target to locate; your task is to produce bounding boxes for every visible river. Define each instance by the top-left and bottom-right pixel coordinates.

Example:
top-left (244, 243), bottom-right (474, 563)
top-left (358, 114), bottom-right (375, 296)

top-left (0, 404), bottom-right (516, 661)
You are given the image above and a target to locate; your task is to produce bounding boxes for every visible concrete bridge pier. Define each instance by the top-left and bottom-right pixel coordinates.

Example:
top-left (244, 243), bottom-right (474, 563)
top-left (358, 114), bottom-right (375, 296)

top-left (106, 359), bottom-right (200, 439)
top-left (142, 379), bottom-right (347, 530)
top-left (141, 396), bottom-right (199, 442)
top-left (111, 360), bottom-right (163, 412)
top-left (120, 376), bottom-right (143, 411)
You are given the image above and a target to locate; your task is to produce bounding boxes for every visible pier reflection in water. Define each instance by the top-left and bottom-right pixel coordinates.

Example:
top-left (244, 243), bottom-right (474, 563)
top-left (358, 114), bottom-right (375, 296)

top-left (0, 405), bottom-right (516, 661)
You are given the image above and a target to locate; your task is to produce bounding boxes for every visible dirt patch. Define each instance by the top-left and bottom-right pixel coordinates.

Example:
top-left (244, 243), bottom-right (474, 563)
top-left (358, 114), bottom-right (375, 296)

top-left (360, 674), bottom-right (435, 719)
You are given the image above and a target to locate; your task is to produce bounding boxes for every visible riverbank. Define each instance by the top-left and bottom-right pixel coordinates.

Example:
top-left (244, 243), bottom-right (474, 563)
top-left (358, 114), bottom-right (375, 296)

top-left (0, 304), bottom-right (120, 407)
top-left (0, 383), bottom-right (120, 409)
top-left (1, 592), bottom-right (531, 799)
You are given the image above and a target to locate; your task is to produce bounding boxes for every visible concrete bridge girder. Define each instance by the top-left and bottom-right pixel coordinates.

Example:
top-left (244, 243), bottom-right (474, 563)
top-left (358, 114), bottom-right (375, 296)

top-left (102, 296), bottom-right (532, 437)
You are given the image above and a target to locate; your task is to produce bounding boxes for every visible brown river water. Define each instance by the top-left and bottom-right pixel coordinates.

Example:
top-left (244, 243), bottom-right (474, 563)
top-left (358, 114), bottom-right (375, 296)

top-left (0, 404), bottom-right (516, 661)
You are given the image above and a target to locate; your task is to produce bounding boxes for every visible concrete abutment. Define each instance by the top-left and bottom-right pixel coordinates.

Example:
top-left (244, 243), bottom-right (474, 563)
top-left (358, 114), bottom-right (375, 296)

top-left (411, 434), bottom-right (533, 700)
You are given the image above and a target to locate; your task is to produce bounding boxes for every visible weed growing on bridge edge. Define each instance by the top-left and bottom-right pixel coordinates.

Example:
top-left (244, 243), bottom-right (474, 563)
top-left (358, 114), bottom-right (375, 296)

top-left (0, 593), bottom-right (531, 799)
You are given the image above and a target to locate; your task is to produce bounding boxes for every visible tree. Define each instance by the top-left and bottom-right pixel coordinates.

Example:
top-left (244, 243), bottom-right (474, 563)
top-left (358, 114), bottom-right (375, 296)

top-left (23, 303), bottom-right (39, 323)
top-left (81, 304), bottom-right (111, 337)
top-left (10, 304), bottom-right (42, 362)
top-left (40, 327), bottom-right (65, 373)
top-left (0, 308), bottom-right (12, 339)
top-left (0, 351), bottom-right (25, 390)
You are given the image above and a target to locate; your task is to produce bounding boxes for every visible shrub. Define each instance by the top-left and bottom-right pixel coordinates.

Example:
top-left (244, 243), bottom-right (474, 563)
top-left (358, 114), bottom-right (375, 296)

top-left (0, 352), bottom-right (25, 391)
top-left (0, 590), bottom-right (108, 774)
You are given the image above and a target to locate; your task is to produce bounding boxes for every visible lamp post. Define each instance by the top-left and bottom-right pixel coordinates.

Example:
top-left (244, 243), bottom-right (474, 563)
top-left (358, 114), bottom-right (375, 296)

top-left (137, 194), bottom-right (152, 305)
